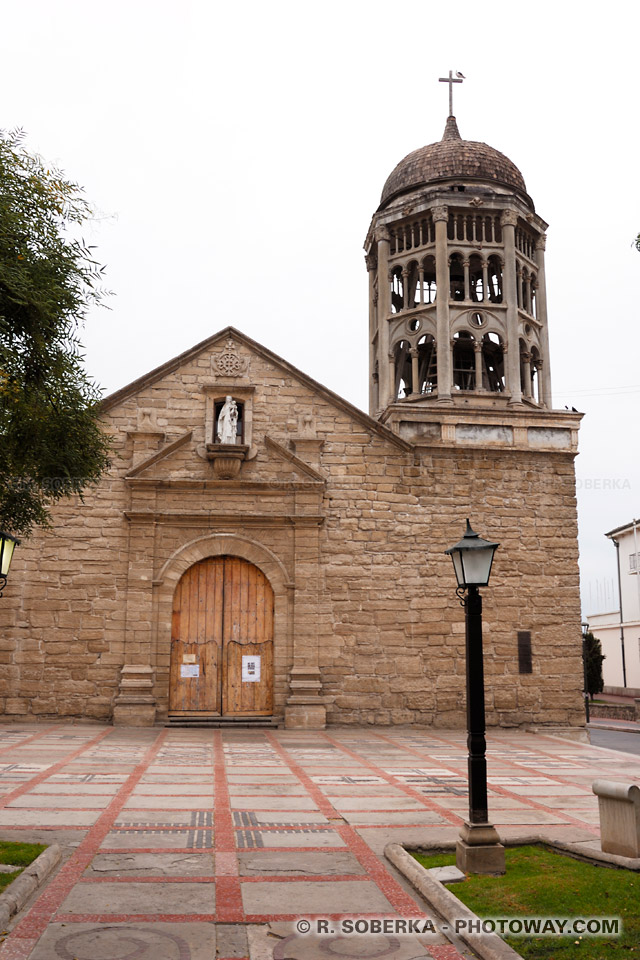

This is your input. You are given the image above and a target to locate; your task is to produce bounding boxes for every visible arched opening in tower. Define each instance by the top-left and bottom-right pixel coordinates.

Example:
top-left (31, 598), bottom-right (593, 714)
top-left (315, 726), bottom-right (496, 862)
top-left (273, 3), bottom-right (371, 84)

top-left (530, 276), bottom-right (537, 318)
top-left (393, 340), bottom-right (412, 398)
top-left (417, 334), bottom-right (437, 394)
top-left (452, 331), bottom-right (475, 390)
top-left (393, 335), bottom-right (437, 398)
top-left (391, 267), bottom-right (404, 314)
top-left (482, 332), bottom-right (505, 392)
top-left (469, 254), bottom-right (484, 302)
top-left (531, 346), bottom-right (541, 403)
top-left (449, 255), bottom-right (465, 301)
top-left (406, 256), bottom-right (437, 307)
top-left (487, 256), bottom-right (503, 303)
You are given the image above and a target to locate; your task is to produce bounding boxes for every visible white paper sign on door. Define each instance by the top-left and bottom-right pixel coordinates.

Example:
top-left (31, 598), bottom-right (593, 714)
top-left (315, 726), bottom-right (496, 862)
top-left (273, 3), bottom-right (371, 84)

top-left (242, 655), bottom-right (261, 682)
top-left (180, 664), bottom-right (200, 678)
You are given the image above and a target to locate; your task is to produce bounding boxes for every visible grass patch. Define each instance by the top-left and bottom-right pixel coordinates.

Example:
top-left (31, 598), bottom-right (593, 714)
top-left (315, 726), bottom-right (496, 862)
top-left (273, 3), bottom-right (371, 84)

top-left (0, 841), bottom-right (46, 894)
top-left (412, 845), bottom-right (638, 959)
top-left (412, 850), bottom-right (457, 870)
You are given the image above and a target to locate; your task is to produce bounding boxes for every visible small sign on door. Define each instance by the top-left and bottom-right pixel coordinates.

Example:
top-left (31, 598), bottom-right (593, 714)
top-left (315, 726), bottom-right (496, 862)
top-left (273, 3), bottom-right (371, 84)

top-left (242, 655), bottom-right (261, 682)
top-left (180, 664), bottom-right (200, 678)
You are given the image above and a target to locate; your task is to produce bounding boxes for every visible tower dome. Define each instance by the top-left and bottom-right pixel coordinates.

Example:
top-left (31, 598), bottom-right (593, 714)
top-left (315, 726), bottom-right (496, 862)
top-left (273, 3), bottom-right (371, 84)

top-left (380, 117), bottom-right (532, 210)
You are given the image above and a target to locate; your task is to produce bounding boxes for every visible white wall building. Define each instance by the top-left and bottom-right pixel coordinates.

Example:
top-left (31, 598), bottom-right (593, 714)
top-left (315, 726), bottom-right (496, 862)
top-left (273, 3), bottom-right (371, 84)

top-left (588, 519), bottom-right (640, 695)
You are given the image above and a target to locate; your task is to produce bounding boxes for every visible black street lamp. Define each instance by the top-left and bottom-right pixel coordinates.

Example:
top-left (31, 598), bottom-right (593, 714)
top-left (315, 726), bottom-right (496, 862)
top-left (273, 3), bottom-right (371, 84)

top-left (0, 532), bottom-right (20, 598)
top-left (445, 520), bottom-right (505, 875)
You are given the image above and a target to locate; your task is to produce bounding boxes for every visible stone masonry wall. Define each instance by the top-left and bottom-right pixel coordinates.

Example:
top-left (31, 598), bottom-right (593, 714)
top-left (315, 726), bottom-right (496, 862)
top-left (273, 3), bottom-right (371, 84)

top-left (0, 335), bottom-right (584, 727)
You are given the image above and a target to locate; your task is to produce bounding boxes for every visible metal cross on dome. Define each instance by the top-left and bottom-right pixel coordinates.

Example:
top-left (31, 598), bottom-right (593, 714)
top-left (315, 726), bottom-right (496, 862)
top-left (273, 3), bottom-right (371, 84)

top-left (439, 70), bottom-right (465, 117)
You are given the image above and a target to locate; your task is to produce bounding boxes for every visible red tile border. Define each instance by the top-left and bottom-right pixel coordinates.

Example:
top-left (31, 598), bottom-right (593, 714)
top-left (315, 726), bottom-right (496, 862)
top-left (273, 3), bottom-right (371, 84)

top-left (264, 732), bottom-right (422, 917)
top-left (0, 724), bottom-right (65, 754)
top-left (372, 729), bottom-right (600, 835)
top-left (1, 728), bottom-right (168, 950)
top-left (213, 731), bottom-right (244, 921)
top-left (0, 728), bottom-right (113, 810)
top-left (320, 731), bottom-right (463, 828)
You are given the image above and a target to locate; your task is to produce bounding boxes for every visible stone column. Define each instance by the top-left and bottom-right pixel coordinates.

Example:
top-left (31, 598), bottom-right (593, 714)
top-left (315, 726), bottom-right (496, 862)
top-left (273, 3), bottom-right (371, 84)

top-left (376, 227), bottom-right (392, 410)
top-left (433, 206), bottom-right (452, 402)
top-left (388, 352), bottom-right (396, 403)
top-left (463, 258), bottom-right (470, 301)
top-left (411, 347), bottom-right (420, 396)
top-left (521, 352), bottom-right (532, 398)
top-left (501, 211), bottom-right (522, 404)
top-left (481, 260), bottom-right (489, 302)
top-left (402, 268), bottom-right (409, 310)
top-left (534, 358), bottom-right (544, 404)
top-left (535, 234), bottom-right (553, 407)
top-left (474, 339), bottom-right (484, 391)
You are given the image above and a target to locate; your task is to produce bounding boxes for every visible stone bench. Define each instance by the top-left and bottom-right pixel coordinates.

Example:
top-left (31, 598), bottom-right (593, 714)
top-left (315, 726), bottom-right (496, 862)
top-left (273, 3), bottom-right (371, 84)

top-left (592, 780), bottom-right (640, 858)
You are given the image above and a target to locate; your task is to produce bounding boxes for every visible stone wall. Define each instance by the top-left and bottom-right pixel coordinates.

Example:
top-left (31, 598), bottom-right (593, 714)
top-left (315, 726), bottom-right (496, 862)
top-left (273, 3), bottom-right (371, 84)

top-left (0, 332), bottom-right (585, 728)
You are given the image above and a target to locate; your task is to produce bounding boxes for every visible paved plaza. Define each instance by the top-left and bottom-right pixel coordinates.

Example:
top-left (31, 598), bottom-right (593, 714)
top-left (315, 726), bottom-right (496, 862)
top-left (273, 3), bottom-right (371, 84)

top-left (0, 723), bottom-right (637, 959)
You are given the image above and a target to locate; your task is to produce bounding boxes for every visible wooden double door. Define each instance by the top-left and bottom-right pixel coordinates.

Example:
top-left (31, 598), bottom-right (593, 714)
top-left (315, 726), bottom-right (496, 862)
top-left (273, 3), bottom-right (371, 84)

top-left (169, 556), bottom-right (274, 716)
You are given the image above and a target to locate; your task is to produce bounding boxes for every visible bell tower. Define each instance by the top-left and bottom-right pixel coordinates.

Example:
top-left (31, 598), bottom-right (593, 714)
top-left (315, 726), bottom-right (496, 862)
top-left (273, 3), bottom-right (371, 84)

top-left (365, 93), bottom-right (553, 427)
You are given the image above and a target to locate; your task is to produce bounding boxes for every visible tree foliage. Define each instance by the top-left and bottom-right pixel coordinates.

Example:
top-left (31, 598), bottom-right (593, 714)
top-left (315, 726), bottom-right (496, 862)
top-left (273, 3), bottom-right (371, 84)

top-left (583, 631), bottom-right (605, 700)
top-left (0, 129), bottom-right (111, 537)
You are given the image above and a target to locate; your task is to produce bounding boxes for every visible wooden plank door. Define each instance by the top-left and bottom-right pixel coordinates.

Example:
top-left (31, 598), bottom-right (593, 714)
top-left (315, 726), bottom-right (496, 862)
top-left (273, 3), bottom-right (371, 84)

top-left (169, 557), bottom-right (224, 714)
top-left (222, 556), bottom-right (274, 716)
top-left (169, 556), bottom-right (274, 716)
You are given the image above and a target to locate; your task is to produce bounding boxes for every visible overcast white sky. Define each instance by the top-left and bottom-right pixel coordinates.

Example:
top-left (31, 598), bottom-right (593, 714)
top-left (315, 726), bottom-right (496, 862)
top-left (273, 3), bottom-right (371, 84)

top-left (3, 0), bottom-right (638, 617)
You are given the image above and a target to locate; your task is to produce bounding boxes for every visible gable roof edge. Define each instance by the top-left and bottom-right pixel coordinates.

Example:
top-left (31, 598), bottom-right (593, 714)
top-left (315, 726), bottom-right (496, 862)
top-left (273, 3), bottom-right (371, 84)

top-left (99, 325), bottom-right (412, 452)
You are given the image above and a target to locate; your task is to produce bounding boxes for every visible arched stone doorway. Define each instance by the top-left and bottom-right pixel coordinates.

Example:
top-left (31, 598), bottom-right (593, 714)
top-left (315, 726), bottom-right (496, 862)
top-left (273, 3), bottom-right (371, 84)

top-left (168, 556), bottom-right (274, 717)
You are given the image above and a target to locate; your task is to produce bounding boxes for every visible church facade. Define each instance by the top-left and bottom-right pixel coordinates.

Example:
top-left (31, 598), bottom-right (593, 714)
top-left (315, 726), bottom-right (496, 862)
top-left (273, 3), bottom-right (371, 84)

top-left (2, 115), bottom-right (585, 731)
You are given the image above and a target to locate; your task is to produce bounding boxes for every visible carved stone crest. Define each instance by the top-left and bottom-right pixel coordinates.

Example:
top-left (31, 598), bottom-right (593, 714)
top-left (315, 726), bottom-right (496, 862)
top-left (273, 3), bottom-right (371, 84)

top-left (431, 205), bottom-right (449, 222)
top-left (212, 338), bottom-right (249, 377)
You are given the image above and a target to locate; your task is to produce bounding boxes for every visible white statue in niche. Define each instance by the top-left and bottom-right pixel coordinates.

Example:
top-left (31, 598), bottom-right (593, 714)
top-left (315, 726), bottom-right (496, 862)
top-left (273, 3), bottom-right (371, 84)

top-left (217, 396), bottom-right (238, 444)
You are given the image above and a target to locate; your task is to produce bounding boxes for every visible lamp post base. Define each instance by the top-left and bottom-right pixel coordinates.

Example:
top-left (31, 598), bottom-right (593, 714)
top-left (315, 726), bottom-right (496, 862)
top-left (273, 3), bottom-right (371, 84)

top-left (456, 821), bottom-right (505, 875)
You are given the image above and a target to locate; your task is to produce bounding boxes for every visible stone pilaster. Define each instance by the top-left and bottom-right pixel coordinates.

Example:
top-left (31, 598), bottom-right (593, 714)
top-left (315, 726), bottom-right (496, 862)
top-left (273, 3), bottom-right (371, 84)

top-left (433, 206), bottom-right (452, 401)
top-left (284, 514), bottom-right (326, 729)
top-left (501, 211), bottom-right (522, 404)
top-left (535, 234), bottom-right (552, 407)
top-left (113, 665), bottom-right (156, 726)
top-left (376, 227), bottom-right (391, 410)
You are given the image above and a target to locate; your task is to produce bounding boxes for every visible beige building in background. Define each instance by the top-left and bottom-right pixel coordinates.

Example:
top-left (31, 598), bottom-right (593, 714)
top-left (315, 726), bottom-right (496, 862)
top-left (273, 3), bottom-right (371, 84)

top-left (1, 113), bottom-right (585, 730)
top-left (588, 519), bottom-right (640, 695)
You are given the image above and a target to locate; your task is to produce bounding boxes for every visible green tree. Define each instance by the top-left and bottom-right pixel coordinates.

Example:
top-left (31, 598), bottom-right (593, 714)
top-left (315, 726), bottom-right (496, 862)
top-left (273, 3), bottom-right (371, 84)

top-left (583, 631), bottom-right (605, 700)
top-left (0, 129), bottom-right (111, 537)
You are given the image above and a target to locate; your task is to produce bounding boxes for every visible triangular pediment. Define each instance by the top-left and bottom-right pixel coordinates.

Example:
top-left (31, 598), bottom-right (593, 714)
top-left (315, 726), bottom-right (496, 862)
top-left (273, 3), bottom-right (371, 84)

top-left (103, 325), bottom-right (411, 453)
top-left (125, 431), bottom-right (325, 487)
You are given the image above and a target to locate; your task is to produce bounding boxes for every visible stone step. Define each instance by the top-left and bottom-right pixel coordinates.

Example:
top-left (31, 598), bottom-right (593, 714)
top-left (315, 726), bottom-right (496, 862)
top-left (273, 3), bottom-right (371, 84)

top-left (165, 715), bottom-right (283, 728)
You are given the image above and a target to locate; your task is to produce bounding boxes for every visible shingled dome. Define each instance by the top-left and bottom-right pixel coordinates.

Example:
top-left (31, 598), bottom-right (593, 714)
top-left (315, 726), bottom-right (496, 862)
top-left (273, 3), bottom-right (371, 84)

top-left (380, 116), bottom-right (528, 206)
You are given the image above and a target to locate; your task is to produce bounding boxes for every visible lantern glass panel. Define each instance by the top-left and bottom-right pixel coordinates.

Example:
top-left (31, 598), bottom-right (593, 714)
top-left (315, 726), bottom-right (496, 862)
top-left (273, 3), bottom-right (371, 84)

top-left (0, 537), bottom-right (16, 577)
top-left (461, 547), bottom-right (495, 587)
